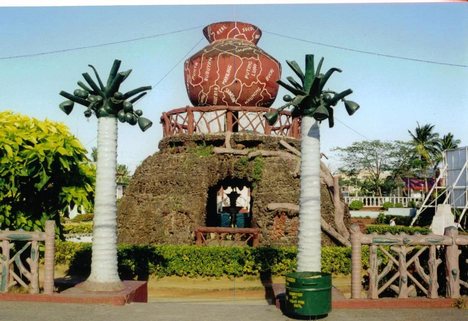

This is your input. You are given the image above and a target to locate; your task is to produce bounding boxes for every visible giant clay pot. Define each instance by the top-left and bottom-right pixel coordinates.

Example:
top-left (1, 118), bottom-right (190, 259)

top-left (184, 21), bottom-right (281, 107)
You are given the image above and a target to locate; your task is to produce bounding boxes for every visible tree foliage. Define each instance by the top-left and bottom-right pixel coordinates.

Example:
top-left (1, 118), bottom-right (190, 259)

top-left (408, 122), bottom-right (441, 173)
top-left (0, 111), bottom-right (94, 232)
top-left (336, 124), bottom-right (462, 196)
top-left (334, 140), bottom-right (412, 196)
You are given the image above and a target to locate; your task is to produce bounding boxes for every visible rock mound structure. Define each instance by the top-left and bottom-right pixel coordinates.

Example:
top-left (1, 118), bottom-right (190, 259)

top-left (117, 133), bottom-right (351, 246)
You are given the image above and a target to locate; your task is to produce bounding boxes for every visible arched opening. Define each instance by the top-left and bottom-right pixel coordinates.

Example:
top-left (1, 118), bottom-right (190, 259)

top-left (205, 178), bottom-right (253, 228)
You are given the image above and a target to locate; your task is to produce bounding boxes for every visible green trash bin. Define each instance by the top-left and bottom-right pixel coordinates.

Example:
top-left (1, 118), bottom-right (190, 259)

top-left (285, 271), bottom-right (332, 317)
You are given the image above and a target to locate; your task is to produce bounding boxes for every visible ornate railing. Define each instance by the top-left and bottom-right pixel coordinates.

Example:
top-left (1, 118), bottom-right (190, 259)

top-left (345, 196), bottom-right (423, 208)
top-left (350, 224), bottom-right (468, 299)
top-left (160, 106), bottom-right (300, 139)
top-left (195, 226), bottom-right (260, 247)
top-left (0, 221), bottom-right (55, 294)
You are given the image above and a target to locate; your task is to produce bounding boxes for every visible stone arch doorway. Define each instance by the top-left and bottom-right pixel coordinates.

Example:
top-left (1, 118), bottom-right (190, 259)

top-left (205, 178), bottom-right (253, 228)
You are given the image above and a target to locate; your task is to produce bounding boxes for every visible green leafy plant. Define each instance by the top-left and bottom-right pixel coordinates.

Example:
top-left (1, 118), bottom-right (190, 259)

top-left (191, 145), bottom-right (214, 158)
top-left (408, 199), bottom-right (417, 208)
top-left (63, 222), bottom-right (93, 234)
top-left (349, 200), bottom-right (364, 211)
top-left (0, 111), bottom-right (94, 233)
top-left (71, 213), bottom-right (94, 223)
top-left (376, 212), bottom-right (387, 224)
top-left (366, 224), bottom-right (431, 235)
top-left (381, 202), bottom-right (394, 210)
top-left (55, 243), bottom-right (372, 278)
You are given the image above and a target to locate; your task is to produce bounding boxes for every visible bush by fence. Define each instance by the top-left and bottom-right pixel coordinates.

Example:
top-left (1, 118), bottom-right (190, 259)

top-left (381, 202), bottom-right (403, 210)
top-left (70, 213), bottom-right (94, 223)
top-left (349, 200), bottom-right (364, 211)
top-left (365, 224), bottom-right (431, 235)
top-left (55, 242), bottom-right (371, 279)
top-left (63, 222), bottom-right (93, 235)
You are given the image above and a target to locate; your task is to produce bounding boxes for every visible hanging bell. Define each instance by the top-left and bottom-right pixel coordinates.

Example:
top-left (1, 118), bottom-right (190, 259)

top-left (313, 104), bottom-right (329, 121)
top-left (84, 109), bottom-right (93, 118)
top-left (138, 116), bottom-right (153, 131)
top-left (344, 100), bottom-right (360, 115)
top-left (59, 100), bottom-right (74, 115)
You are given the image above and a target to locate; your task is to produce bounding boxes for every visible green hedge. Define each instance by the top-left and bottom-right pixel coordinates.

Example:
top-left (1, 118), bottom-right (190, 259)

top-left (381, 202), bottom-right (403, 210)
top-left (70, 213), bottom-right (94, 223)
top-left (349, 200), bottom-right (364, 210)
top-left (55, 242), bottom-right (371, 279)
top-left (366, 224), bottom-right (431, 235)
top-left (63, 222), bottom-right (93, 234)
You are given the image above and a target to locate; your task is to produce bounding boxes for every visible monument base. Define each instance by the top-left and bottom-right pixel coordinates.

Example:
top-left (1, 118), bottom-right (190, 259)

top-left (0, 280), bottom-right (147, 305)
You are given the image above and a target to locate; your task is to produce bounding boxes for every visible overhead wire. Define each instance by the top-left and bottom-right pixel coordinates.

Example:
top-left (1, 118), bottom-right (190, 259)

top-left (1, 25), bottom-right (466, 68)
top-left (0, 25), bottom-right (203, 60)
top-left (152, 37), bottom-right (204, 89)
top-left (3, 24), bottom-right (462, 140)
top-left (265, 30), bottom-right (468, 68)
top-left (334, 117), bottom-right (371, 140)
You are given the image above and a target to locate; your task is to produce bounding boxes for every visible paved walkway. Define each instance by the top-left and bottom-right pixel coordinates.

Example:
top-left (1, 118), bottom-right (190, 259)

top-left (0, 300), bottom-right (466, 321)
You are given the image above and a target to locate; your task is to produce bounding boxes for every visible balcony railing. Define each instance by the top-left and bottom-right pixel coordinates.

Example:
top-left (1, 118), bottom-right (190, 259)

top-left (344, 196), bottom-right (423, 208)
top-left (160, 105), bottom-right (300, 139)
top-left (195, 226), bottom-right (260, 247)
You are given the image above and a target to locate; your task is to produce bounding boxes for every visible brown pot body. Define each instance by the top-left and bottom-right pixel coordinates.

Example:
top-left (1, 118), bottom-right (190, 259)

top-left (184, 21), bottom-right (281, 107)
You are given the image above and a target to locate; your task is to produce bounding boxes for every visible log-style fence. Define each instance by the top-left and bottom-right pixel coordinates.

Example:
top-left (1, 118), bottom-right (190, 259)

top-left (0, 221), bottom-right (55, 294)
top-left (195, 226), bottom-right (260, 247)
top-left (350, 224), bottom-right (467, 299)
top-left (160, 106), bottom-right (300, 139)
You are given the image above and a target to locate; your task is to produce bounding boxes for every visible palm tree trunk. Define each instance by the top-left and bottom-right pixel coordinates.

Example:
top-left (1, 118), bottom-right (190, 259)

top-left (297, 116), bottom-right (321, 272)
top-left (83, 116), bottom-right (123, 291)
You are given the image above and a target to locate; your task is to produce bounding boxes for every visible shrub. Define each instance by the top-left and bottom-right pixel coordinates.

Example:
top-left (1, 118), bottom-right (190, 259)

top-left (63, 222), bottom-right (93, 234)
top-left (349, 200), bottom-right (364, 211)
top-left (365, 224), bottom-right (431, 235)
top-left (0, 111), bottom-right (94, 233)
top-left (71, 213), bottom-right (94, 223)
top-left (54, 242), bottom-right (371, 278)
top-left (381, 202), bottom-right (394, 210)
top-left (376, 212), bottom-right (387, 224)
top-left (408, 200), bottom-right (417, 208)
top-left (55, 241), bottom-right (90, 266)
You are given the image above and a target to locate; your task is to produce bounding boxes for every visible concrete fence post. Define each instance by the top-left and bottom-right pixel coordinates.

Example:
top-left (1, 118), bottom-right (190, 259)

top-left (444, 226), bottom-right (460, 298)
top-left (43, 220), bottom-right (55, 295)
top-left (350, 223), bottom-right (362, 299)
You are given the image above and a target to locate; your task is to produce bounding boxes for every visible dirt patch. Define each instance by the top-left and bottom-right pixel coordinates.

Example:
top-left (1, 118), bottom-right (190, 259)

top-left (147, 275), bottom-right (352, 300)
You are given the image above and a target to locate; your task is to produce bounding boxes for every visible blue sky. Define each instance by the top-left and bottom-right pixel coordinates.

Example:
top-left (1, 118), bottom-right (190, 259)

top-left (1, 3), bottom-right (467, 172)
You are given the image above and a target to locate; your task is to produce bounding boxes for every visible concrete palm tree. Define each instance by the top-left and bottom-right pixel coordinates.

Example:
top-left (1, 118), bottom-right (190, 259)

top-left (59, 59), bottom-right (152, 291)
top-left (265, 54), bottom-right (359, 272)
